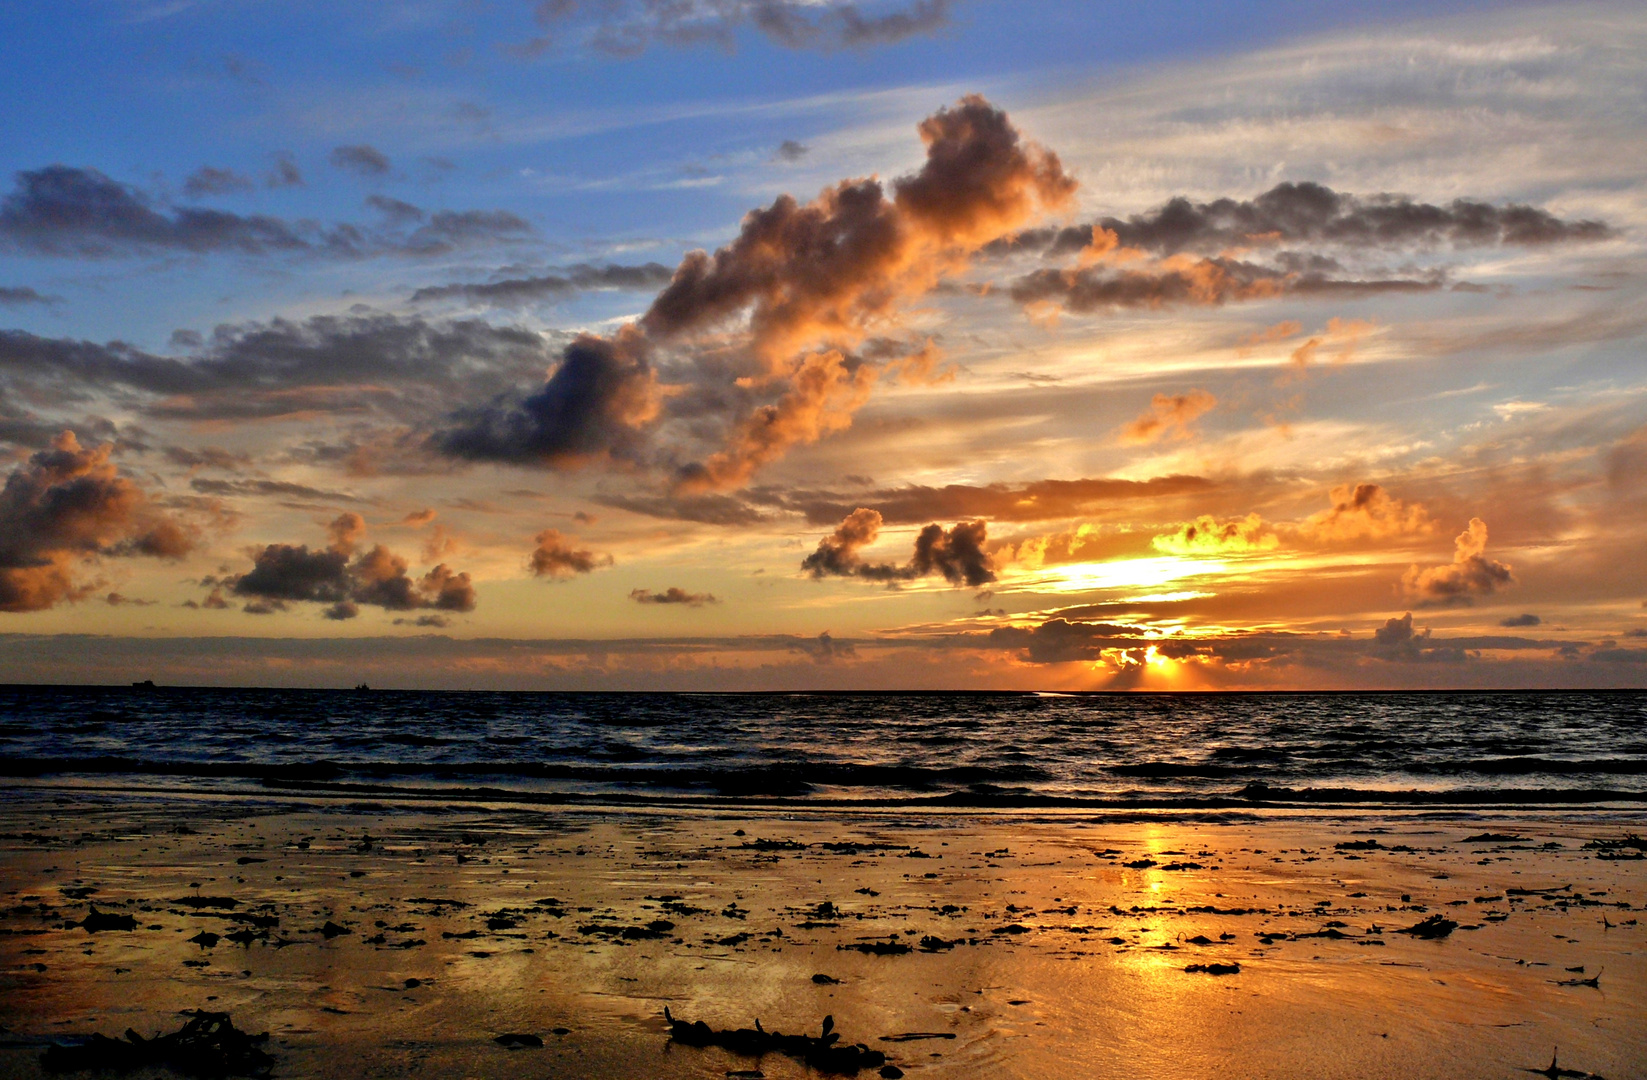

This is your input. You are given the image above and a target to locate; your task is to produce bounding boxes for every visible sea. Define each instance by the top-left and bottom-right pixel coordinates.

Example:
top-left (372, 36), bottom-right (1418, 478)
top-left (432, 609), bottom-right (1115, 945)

top-left (1, 687), bottom-right (1644, 810)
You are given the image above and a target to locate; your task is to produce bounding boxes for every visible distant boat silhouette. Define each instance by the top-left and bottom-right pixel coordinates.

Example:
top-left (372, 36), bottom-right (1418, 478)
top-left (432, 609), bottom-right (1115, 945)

top-left (131, 679), bottom-right (156, 689)
top-left (354, 683), bottom-right (370, 691)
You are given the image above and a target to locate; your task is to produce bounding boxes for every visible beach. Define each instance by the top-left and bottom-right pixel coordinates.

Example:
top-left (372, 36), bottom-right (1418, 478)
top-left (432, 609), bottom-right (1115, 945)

top-left (1, 784), bottom-right (1642, 1080)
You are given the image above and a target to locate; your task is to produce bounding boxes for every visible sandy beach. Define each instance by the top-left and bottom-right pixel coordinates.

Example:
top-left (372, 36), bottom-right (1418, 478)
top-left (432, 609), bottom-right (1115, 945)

top-left (0, 784), bottom-right (1642, 1079)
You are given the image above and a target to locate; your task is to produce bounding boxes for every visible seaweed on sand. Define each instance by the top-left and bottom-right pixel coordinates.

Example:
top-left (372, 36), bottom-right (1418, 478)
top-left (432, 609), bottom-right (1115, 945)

top-left (664, 1010), bottom-right (890, 1075)
top-left (42, 1011), bottom-right (273, 1076)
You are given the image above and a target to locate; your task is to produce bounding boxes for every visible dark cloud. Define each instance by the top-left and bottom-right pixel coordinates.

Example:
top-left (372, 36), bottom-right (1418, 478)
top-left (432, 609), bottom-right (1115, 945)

top-left (629, 586), bottom-right (718, 606)
top-left (161, 445), bottom-right (251, 471)
top-left (774, 140), bottom-right (809, 163)
top-left (837, 0), bottom-right (949, 45)
top-left (1373, 612), bottom-right (1421, 646)
top-left (1009, 255), bottom-right (1441, 316)
top-left (330, 144), bottom-right (392, 177)
top-left (762, 473), bottom-right (1211, 526)
top-left (225, 512), bottom-right (475, 617)
top-left (958, 612), bottom-right (1575, 671)
top-left (996, 181), bottom-right (1612, 260)
top-left (266, 152), bottom-right (305, 189)
top-left (0, 313), bottom-right (557, 424)
top-left (410, 262), bottom-right (674, 306)
top-left (394, 613), bottom-right (451, 628)
top-left (188, 477), bottom-right (359, 503)
top-left (104, 591), bottom-right (155, 607)
top-left (0, 166), bottom-right (528, 259)
top-left (0, 166), bottom-right (311, 257)
top-left (182, 166), bottom-right (254, 198)
top-left (436, 329), bottom-right (658, 467)
top-left (524, 0), bottom-right (952, 56)
top-left (1500, 613), bottom-right (1541, 628)
top-left (0, 431), bottom-right (194, 612)
top-left (802, 507), bottom-right (995, 587)
top-left (529, 529), bottom-right (612, 579)
top-left (791, 630), bottom-right (856, 664)
top-left (996, 181), bottom-right (1608, 320)
top-left (1402, 518), bottom-right (1514, 606)
top-left (434, 96), bottom-right (1073, 489)
top-left (0, 286), bottom-right (57, 306)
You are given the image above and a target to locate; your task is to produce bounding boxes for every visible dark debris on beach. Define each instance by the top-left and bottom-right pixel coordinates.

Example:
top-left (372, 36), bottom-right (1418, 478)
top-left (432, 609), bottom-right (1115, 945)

top-left (41, 1011), bottom-right (273, 1077)
top-left (664, 1009), bottom-right (897, 1076)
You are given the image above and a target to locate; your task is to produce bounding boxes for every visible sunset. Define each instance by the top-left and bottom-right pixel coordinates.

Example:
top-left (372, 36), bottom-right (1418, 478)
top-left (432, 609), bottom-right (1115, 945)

top-left (0, 3), bottom-right (1642, 1078)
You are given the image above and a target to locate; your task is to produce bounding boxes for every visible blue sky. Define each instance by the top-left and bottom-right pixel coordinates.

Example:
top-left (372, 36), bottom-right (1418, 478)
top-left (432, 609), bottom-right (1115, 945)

top-left (1, 1), bottom-right (1644, 689)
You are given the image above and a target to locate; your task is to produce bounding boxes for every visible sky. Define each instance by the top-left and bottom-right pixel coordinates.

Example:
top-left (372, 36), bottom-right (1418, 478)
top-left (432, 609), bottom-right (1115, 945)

top-left (1, 0), bottom-right (1644, 690)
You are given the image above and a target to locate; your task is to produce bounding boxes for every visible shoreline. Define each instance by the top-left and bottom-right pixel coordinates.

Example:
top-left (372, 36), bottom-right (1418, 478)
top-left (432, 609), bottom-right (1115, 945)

top-left (4, 774), bottom-right (1647, 815)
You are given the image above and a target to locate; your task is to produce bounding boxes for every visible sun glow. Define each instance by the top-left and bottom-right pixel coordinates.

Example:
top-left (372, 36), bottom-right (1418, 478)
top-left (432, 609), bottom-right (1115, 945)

top-left (1016, 556), bottom-right (1228, 594)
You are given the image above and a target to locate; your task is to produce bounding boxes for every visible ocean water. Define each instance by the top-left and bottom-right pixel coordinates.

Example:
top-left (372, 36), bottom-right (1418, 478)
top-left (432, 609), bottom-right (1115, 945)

top-left (1, 687), bottom-right (1644, 808)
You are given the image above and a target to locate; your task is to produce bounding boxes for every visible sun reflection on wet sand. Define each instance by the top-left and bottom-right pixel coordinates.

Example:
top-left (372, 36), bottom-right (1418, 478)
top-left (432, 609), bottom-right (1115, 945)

top-left (0, 791), bottom-right (1642, 1080)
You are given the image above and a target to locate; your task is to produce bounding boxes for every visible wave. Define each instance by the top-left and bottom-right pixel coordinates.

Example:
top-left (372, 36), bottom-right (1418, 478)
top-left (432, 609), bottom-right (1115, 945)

top-left (4, 756), bottom-right (1645, 808)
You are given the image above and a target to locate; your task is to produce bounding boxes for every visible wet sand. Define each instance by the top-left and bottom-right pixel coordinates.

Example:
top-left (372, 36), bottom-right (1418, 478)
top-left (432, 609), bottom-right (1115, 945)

top-left (0, 786), bottom-right (1643, 1079)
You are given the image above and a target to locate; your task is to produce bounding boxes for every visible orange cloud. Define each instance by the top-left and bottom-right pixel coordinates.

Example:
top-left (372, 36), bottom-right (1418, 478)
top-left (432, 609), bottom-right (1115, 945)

top-left (529, 529), bottom-right (612, 580)
top-left (1237, 319), bottom-right (1303, 355)
top-left (1120, 389), bottom-right (1217, 445)
top-left (0, 431), bottom-right (195, 612)
top-left (1401, 518), bottom-right (1514, 605)
top-left (437, 96), bottom-right (1076, 490)
top-left (1152, 512), bottom-right (1278, 555)
top-left (677, 349), bottom-right (877, 492)
top-left (1281, 317), bottom-right (1376, 381)
top-left (1300, 483), bottom-right (1432, 542)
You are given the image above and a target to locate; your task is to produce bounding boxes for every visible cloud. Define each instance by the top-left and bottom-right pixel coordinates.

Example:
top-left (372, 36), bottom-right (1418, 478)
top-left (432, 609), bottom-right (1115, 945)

top-left (225, 512), bottom-right (475, 617)
top-left (410, 263), bottom-right (674, 306)
top-left (522, 0), bottom-right (952, 57)
top-left (436, 328), bottom-right (659, 467)
top-left (529, 528), bottom-right (612, 579)
top-left (629, 586), bottom-right (718, 606)
top-left (1500, 613), bottom-right (1541, 627)
top-left (0, 166), bottom-right (528, 259)
top-left (0, 166), bottom-right (311, 257)
top-left (1, 313), bottom-right (558, 425)
top-left (765, 473), bottom-right (1211, 526)
top-left (181, 166), bottom-right (254, 198)
top-left (162, 445), bottom-right (250, 471)
top-left (1010, 251), bottom-right (1437, 318)
top-left (1401, 517), bottom-right (1514, 605)
top-left (104, 592), bottom-right (156, 607)
top-left (266, 152), bottom-right (304, 189)
top-left (188, 478), bottom-right (358, 503)
top-left (0, 431), bottom-right (195, 612)
top-left (1373, 611), bottom-right (1422, 646)
top-left (774, 140), bottom-right (809, 163)
top-left (792, 630), bottom-right (857, 664)
top-left (1120, 389), bottom-right (1216, 445)
top-left (998, 181), bottom-right (1612, 259)
top-left (330, 144), bottom-right (392, 177)
top-left (1152, 513), bottom-right (1277, 555)
top-left (593, 490), bottom-right (769, 526)
top-left (0, 286), bottom-right (58, 306)
top-left (999, 180), bottom-right (1608, 321)
top-left (394, 614), bottom-right (451, 628)
top-left (1280, 317), bottom-right (1376, 380)
top-left (1298, 483), bottom-right (1432, 542)
top-left (801, 507), bottom-right (995, 587)
top-left (434, 95), bottom-right (1074, 490)
top-left (676, 348), bottom-right (876, 491)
